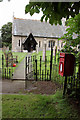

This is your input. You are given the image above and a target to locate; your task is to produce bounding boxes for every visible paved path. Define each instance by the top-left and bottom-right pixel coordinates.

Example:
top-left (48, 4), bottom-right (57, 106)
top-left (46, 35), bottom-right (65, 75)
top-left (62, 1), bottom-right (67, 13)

top-left (12, 58), bottom-right (25, 80)
top-left (2, 80), bottom-right (26, 93)
top-left (1, 80), bottom-right (37, 94)
top-left (12, 53), bottom-right (32, 80)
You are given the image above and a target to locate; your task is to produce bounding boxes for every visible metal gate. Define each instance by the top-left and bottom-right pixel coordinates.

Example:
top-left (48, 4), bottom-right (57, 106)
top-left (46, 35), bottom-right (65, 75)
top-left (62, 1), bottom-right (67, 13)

top-left (25, 55), bottom-right (53, 81)
top-left (25, 55), bottom-right (36, 80)
top-left (25, 48), bottom-right (54, 81)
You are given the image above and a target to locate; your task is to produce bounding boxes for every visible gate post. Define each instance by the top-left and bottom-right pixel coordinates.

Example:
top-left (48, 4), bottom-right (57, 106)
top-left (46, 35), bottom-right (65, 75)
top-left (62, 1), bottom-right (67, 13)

top-left (2, 55), bottom-right (4, 79)
top-left (25, 56), bottom-right (27, 88)
top-left (40, 56), bottom-right (42, 80)
top-left (50, 46), bottom-right (53, 80)
top-left (35, 59), bottom-right (37, 81)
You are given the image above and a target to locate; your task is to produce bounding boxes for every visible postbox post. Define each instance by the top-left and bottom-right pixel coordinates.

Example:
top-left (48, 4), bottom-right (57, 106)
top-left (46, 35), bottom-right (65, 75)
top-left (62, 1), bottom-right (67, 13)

top-left (63, 76), bottom-right (67, 96)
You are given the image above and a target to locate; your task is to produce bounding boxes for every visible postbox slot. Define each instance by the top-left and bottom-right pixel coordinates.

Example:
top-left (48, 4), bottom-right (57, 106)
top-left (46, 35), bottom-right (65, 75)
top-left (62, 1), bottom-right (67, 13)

top-left (60, 56), bottom-right (65, 58)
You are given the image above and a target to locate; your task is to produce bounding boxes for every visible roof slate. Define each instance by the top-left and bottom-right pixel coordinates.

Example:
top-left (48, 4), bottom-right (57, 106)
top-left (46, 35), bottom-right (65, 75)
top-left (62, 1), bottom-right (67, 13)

top-left (12, 18), bottom-right (66, 38)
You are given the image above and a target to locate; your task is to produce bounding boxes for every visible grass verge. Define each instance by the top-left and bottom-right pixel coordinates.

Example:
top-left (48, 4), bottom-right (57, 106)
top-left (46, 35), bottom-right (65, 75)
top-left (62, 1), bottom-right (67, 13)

top-left (2, 90), bottom-right (79, 118)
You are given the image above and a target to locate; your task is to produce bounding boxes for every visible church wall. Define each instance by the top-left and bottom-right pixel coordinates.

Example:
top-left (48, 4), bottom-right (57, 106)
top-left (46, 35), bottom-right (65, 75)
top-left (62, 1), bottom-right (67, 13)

top-left (34, 37), bottom-right (63, 52)
top-left (12, 35), bottom-right (26, 52)
top-left (12, 35), bottom-right (64, 52)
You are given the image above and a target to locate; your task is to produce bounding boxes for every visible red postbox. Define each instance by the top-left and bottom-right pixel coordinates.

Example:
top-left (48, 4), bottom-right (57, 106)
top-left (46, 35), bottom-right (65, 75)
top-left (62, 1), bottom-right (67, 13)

top-left (59, 53), bottom-right (75, 76)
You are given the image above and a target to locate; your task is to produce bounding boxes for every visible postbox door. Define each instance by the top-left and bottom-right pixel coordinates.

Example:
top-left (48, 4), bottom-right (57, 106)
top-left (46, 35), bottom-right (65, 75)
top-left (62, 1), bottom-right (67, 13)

top-left (59, 53), bottom-right (65, 76)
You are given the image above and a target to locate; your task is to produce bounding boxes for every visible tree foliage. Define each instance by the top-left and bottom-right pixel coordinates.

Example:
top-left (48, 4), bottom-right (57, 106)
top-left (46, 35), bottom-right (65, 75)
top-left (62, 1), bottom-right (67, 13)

top-left (25, 2), bottom-right (80, 25)
top-left (1, 22), bottom-right (12, 47)
top-left (60, 13), bottom-right (80, 52)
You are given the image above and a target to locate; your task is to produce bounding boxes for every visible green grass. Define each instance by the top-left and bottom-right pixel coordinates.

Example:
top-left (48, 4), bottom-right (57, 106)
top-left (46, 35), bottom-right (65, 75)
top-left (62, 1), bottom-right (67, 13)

top-left (2, 91), bottom-right (79, 118)
top-left (12, 52), bottom-right (27, 63)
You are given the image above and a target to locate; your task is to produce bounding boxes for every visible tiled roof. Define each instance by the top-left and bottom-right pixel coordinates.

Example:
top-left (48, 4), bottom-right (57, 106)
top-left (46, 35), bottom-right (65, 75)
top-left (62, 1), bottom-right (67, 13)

top-left (12, 17), bottom-right (66, 38)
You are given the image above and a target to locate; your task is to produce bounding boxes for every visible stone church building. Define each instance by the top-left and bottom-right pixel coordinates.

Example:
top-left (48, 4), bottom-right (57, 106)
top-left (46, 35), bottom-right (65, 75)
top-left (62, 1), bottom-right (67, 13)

top-left (12, 17), bottom-right (66, 52)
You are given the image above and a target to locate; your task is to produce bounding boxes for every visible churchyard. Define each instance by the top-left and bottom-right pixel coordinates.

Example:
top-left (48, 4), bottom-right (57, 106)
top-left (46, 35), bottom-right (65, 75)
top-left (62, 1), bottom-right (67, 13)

top-left (1, 49), bottom-right (80, 119)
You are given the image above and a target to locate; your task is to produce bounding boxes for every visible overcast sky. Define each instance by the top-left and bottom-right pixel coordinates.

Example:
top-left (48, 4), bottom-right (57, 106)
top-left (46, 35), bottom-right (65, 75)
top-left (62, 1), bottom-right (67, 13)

top-left (0, 0), bottom-right (42, 29)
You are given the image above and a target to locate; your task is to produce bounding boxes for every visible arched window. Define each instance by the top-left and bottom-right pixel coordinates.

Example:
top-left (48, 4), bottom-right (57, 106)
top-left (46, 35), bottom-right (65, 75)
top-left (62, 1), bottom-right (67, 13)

top-left (39, 41), bottom-right (41, 47)
top-left (48, 41), bottom-right (55, 48)
top-left (48, 41), bottom-right (50, 47)
top-left (53, 41), bottom-right (55, 47)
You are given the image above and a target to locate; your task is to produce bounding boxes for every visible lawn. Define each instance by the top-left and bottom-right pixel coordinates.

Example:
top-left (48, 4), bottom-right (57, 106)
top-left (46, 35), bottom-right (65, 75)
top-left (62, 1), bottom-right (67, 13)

top-left (12, 52), bottom-right (27, 64)
top-left (2, 91), bottom-right (79, 118)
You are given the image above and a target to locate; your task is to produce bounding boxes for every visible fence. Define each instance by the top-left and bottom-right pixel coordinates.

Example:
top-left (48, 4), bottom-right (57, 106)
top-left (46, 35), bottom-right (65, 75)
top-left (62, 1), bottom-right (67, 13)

top-left (25, 50), bottom-right (80, 97)
top-left (66, 73), bottom-right (80, 97)
top-left (2, 54), bottom-right (13, 79)
top-left (65, 58), bottom-right (80, 97)
top-left (25, 48), bottom-right (64, 84)
top-left (2, 53), bottom-right (18, 79)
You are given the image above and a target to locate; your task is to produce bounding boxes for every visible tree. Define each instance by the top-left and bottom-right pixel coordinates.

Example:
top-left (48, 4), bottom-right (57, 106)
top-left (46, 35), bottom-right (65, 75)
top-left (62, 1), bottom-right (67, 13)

top-left (60, 13), bottom-right (80, 52)
top-left (59, 13), bottom-right (80, 77)
top-left (25, 2), bottom-right (80, 25)
top-left (25, 2), bottom-right (80, 51)
top-left (1, 22), bottom-right (12, 47)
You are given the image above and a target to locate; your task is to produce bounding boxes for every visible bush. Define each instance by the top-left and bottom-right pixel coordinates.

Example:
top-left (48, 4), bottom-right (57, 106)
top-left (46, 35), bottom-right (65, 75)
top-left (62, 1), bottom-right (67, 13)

top-left (9, 43), bottom-right (12, 50)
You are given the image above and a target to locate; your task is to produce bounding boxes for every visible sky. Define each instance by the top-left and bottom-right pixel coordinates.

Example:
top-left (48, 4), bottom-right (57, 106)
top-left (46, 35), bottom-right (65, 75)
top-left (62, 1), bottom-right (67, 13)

top-left (0, 0), bottom-right (43, 29)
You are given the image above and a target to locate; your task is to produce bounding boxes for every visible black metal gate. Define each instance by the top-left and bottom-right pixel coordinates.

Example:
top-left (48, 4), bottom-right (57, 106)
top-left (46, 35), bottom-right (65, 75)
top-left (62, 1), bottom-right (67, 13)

top-left (25, 55), bottom-right (36, 80)
top-left (25, 55), bottom-right (54, 81)
top-left (25, 48), bottom-right (54, 81)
